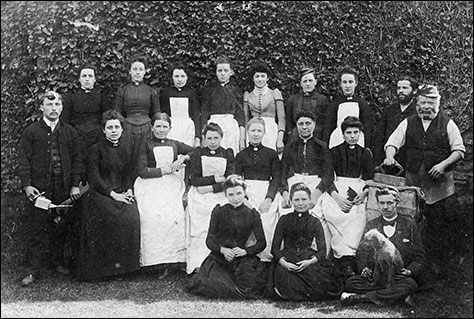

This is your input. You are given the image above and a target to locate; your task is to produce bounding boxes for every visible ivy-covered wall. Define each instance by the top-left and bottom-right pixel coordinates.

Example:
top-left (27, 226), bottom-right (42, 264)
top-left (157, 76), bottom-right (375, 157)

top-left (2, 1), bottom-right (473, 193)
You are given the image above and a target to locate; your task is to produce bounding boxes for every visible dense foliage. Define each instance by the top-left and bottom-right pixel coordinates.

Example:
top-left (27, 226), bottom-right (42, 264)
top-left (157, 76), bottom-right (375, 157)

top-left (2, 1), bottom-right (473, 193)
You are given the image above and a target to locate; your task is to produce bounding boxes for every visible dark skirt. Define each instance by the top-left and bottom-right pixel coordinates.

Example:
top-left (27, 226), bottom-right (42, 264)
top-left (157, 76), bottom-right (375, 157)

top-left (75, 189), bottom-right (141, 281)
top-left (265, 248), bottom-right (343, 301)
top-left (187, 252), bottom-right (269, 299)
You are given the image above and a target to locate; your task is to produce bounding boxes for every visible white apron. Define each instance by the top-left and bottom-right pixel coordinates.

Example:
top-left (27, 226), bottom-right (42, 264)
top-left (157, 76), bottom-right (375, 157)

top-left (328, 102), bottom-right (365, 149)
top-left (167, 97), bottom-right (196, 147)
top-left (246, 117), bottom-right (278, 151)
top-left (134, 146), bottom-right (187, 266)
top-left (245, 180), bottom-right (281, 262)
top-left (208, 114), bottom-right (240, 155)
top-left (185, 156), bottom-right (228, 274)
top-left (313, 176), bottom-right (366, 258)
top-left (280, 174), bottom-right (331, 257)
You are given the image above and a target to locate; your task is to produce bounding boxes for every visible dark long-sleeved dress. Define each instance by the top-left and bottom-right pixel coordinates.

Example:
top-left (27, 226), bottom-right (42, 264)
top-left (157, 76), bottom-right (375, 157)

top-left (265, 211), bottom-right (342, 301)
top-left (185, 146), bottom-right (235, 274)
top-left (235, 143), bottom-right (281, 262)
top-left (61, 87), bottom-right (111, 168)
top-left (187, 203), bottom-right (268, 299)
top-left (76, 139), bottom-right (140, 281)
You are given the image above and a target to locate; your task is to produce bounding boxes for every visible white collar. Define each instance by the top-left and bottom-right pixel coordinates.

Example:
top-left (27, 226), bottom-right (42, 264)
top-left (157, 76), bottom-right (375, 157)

top-left (43, 117), bottom-right (59, 129)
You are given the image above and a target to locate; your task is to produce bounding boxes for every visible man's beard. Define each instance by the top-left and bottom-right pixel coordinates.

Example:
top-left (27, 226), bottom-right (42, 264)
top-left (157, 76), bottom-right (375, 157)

top-left (398, 92), bottom-right (414, 104)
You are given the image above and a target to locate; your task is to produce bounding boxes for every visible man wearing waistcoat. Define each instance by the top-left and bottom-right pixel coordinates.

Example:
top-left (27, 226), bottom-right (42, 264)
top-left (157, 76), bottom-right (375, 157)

top-left (17, 91), bottom-right (83, 286)
top-left (382, 85), bottom-right (466, 275)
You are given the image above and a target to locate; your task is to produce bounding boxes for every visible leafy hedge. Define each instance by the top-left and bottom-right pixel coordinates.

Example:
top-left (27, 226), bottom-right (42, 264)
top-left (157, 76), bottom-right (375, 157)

top-left (2, 1), bottom-right (473, 193)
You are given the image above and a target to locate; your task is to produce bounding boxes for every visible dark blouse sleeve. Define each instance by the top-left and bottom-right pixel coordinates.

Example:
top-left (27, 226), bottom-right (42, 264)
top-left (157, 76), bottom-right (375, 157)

top-left (61, 93), bottom-right (73, 124)
top-left (271, 214), bottom-right (287, 261)
top-left (359, 99), bottom-right (373, 150)
top-left (188, 148), bottom-right (218, 187)
top-left (285, 94), bottom-right (296, 136)
top-left (88, 145), bottom-right (113, 196)
top-left (316, 141), bottom-right (335, 193)
top-left (100, 89), bottom-right (111, 113)
top-left (245, 209), bottom-right (266, 255)
top-left (189, 89), bottom-right (201, 138)
top-left (205, 204), bottom-right (223, 253)
top-left (361, 147), bottom-right (375, 180)
top-left (212, 148), bottom-right (235, 193)
top-left (137, 140), bottom-right (163, 179)
top-left (280, 144), bottom-right (291, 193)
top-left (322, 100), bottom-right (338, 144)
top-left (114, 85), bottom-right (125, 116)
top-left (266, 151), bottom-right (281, 200)
top-left (176, 140), bottom-right (195, 155)
top-left (312, 217), bottom-right (327, 261)
top-left (150, 86), bottom-right (161, 118)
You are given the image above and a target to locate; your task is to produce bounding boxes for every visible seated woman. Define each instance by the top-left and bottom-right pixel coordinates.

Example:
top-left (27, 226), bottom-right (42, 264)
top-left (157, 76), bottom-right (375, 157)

top-left (235, 117), bottom-right (281, 262)
top-left (324, 116), bottom-right (375, 279)
top-left (134, 112), bottom-right (194, 278)
top-left (187, 175), bottom-right (268, 299)
top-left (265, 182), bottom-right (343, 301)
top-left (185, 122), bottom-right (235, 274)
top-left (76, 110), bottom-right (140, 281)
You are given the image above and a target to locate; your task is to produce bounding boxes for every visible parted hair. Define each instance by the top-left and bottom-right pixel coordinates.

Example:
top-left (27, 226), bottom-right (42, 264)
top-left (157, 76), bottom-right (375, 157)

top-left (289, 182), bottom-right (312, 200)
top-left (341, 116), bottom-right (364, 133)
top-left (202, 122), bottom-right (224, 137)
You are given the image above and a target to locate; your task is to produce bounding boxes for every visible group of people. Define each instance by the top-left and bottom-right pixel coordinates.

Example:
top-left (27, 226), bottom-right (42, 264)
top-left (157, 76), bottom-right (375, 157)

top-left (17, 53), bottom-right (466, 307)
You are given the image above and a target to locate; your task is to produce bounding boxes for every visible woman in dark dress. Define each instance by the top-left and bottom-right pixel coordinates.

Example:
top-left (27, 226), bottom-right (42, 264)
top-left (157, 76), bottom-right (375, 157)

top-left (187, 175), bottom-right (268, 299)
top-left (265, 182), bottom-right (342, 301)
top-left (76, 110), bottom-right (140, 281)
top-left (235, 117), bottom-right (281, 262)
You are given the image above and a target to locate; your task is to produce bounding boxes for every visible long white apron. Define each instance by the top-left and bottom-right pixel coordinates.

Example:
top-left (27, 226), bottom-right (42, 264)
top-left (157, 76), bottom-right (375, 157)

top-left (313, 176), bottom-right (366, 258)
top-left (134, 146), bottom-right (186, 266)
top-left (279, 174), bottom-right (331, 257)
top-left (208, 114), bottom-right (240, 155)
top-left (328, 102), bottom-right (365, 149)
top-left (246, 117), bottom-right (278, 151)
top-left (167, 97), bottom-right (196, 147)
top-left (245, 180), bottom-right (281, 262)
top-left (185, 156), bottom-right (228, 274)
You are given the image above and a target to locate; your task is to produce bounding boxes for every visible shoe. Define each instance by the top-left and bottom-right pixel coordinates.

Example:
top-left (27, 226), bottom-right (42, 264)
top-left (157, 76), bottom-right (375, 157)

top-left (55, 265), bottom-right (71, 275)
top-left (404, 294), bottom-right (415, 307)
top-left (340, 292), bottom-right (368, 305)
top-left (21, 274), bottom-right (36, 286)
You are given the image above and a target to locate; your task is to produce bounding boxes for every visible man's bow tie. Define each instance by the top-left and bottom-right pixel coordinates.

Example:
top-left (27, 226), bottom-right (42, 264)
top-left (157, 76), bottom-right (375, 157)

top-left (382, 219), bottom-right (397, 227)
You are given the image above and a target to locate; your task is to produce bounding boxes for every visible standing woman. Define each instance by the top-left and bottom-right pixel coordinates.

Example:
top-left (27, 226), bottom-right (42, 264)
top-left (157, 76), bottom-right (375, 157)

top-left (134, 112), bottom-right (194, 277)
top-left (76, 110), bottom-right (140, 281)
top-left (185, 123), bottom-right (235, 274)
top-left (265, 182), bottom-right (342, 301)
top-left (243, 61), bottom-right (285, 154)
top-left (235, 117), bottom-right (281, 262)
top-left (187, 175), bottom-right (267, 299)
top-left (115, 53), bottom-right (161, 177)
top-left (285, 66), bottom-right (329, 142)
top-left (323, 66), bottom-right (373, 150)
top-left (160, 62), bottom-right (201, 148)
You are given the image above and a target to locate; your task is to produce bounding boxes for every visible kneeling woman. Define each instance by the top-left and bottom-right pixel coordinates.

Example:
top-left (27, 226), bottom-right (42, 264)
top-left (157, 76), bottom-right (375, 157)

top-left (76, 110), bottom-right (140, 281)
top-left (265, 182), bottom-right (343, 301)
top-left (187, 175), bottom-right (268, 299)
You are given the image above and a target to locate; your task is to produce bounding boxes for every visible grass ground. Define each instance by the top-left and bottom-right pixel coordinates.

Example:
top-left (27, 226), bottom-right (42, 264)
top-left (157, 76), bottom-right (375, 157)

top-left (1, 191), bottom-right (473, 318)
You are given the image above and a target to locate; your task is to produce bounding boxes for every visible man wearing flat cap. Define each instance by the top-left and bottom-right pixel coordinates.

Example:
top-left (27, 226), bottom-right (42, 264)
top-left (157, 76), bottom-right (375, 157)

top-left (382, 84), bottom-right (466, 275)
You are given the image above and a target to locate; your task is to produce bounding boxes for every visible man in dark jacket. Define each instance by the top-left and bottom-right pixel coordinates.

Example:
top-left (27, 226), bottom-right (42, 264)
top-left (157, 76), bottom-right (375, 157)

top-left (17, 91), bottom-right (83, 286)
top-left (341, 187), bottom-right (427, 306)
top-left (373, 75), bottom-right (418, 167)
